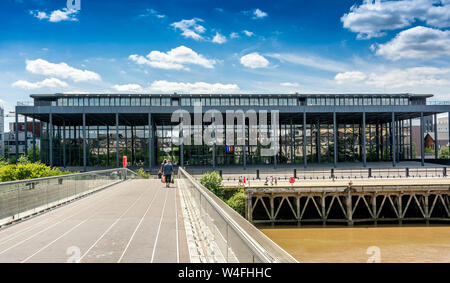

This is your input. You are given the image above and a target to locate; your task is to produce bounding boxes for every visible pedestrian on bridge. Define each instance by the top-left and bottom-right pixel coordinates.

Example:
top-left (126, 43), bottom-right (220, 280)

top-left (163, 160), bottom-right (174, 188)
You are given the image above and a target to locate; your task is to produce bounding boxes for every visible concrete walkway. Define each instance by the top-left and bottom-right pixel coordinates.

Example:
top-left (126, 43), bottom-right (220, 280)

top-left (0, 179), bottom-right (189, 263)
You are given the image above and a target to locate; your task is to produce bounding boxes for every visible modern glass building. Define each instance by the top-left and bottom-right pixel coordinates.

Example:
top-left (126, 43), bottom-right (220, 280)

top-left (15, 93), bottom-right (450, 171)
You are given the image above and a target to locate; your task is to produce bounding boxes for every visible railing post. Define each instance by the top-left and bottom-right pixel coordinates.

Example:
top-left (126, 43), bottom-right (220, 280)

top-left (346, 182), bottom-right (353, 226)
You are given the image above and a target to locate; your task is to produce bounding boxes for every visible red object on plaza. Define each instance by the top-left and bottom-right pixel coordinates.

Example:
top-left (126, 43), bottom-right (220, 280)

top-left (289, 177), bottom-right (295, 184)
top-left (123, 156), bottom-right (127, 167)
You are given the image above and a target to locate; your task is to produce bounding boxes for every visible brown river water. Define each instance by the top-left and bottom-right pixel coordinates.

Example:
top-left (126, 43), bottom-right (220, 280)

top-left (260, 226), bottom-right (450, 263)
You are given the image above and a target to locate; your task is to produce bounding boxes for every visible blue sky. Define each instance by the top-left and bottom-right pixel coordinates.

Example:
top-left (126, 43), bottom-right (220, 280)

top-left (1, 0), bottom-right (450, 125)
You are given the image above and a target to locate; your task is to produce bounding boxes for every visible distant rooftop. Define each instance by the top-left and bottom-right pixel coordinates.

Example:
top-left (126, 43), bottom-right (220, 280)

top-left (30, 93), bottom-right (434, 98)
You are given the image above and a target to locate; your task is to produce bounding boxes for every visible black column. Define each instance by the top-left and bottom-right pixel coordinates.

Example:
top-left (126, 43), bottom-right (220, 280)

top-left (116, 112), bottom-right (119, 167)
top-left (24, 116), bottom-right (28, 156)
top-left (303, 112), bottom-right (307, 168)
top-left (317, 121), bottom-right (321, 164)
top-left (434, 113), bottom-right (438, 159)
top-left (333, 112), bottom-right (337, 168)
top-left (392, 112), bottom-right (396, 167)
top-left (49, 113), bottom-right (53, 167)
top-left (409, 118), bottom-right (413, 159)
top-left (15, 112), bottom-right (19, 161)
top-left (180, 115), bottom-right (184, 168)
top-left (63, 121), bottom-right (66, 168)
top-left (107, 125), bottom-right (110, 167)
top-left (148, 113), bottom-right (152, 170)
top-left (212, 113), bottom-right (216, 170)
top-left (82, 113), bottom-right (86, 171)
top-left (32, 118), bottom-right (36, 163)
top-left (243, 115), bottom-right (246, 170)
top-left (420, 112), bottom-right (425, 166)
top-left (362, 112), bottom-right (366, 167)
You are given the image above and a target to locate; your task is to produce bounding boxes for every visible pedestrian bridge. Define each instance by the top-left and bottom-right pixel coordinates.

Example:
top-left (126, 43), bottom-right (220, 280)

top-left (0, 168), bottom-right (296, 263)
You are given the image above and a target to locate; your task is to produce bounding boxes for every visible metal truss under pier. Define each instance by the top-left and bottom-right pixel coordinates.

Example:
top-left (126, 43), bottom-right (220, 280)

top-left (245, 178), bottom-right (450, 225)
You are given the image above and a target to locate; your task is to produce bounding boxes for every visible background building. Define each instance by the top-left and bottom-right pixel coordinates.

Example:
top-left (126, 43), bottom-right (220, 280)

top-left (0, 107), bottom-right (4, 157)
top-left (437, 116), bottom-right (449, 149)
top-left (4, 121), bottom-right (40, 159)
top-left (15, 93), bottom-right (450, 171)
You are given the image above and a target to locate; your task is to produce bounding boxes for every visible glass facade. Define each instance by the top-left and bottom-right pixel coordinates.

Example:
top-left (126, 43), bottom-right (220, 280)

top-left (55, 95), bottom-right (411, 107)
top-left (39, 117), bottom-right (412, 167)
top-left (22, 93), bottom-right (430, 168)
top-left (40, 123), bottom-right (149, 167)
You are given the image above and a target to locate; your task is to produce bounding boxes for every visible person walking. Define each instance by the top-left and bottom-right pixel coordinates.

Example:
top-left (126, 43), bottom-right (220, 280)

top-left (158, 159), bottom-right (166, 179)
top-left (163, 159), bottom-right (174, 188)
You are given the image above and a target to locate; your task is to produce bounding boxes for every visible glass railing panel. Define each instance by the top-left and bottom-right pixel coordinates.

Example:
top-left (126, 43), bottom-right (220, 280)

top-left (0, 168), bottom-right (137, 227)
top-left (178, 167), bottom-right (297, 263)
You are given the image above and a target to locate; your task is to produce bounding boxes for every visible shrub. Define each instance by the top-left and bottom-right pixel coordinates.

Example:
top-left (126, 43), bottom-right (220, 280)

top-left (0, 163), bottom-right (71, 182)
top-left (226, 189), bottom-right (246, 217)
top-left (199, 171), bottom-right (224, 199)
top-left (136, 168), bottom-right (150, 179)
top-left (17, 155), bottom-right (29, 165)
top-left (439, 146), bottom-right (449, 159)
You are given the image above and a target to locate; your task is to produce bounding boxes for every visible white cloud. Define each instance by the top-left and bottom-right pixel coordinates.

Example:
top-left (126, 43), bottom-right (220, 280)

top-left (12, 78), bottom-right (68, 89)
top-left (374, 26), bottom-right (450, 60)
top-left (113, 84), bottom-right (144, 92)
top-left (243, 30), bottom-right (254, 37)
top-left (280, 82), bottom-right (300, 87)
top-left (266, 53), bottom-right (348, 72)
top-left (139, 8), bottom-right (165, 19)
top-left (30, 8), bottom-right (79, 22)
top-left (129, 46), bottom-right (216, 71)
top-left (49, 8), bottom-right (78, 22)
top-left (240, 53), bottom-right (269, 69)
top-left (341, 0), bottom-right (450, 39)
top-left (26, 59), bottom-right (101, 82)
top-left (230, 32), bottom-right (239, 39)
top-left (253, 8), bottom-right (268, 19)
top-left (148, 80), bottom-right (240, 93)
top-left (171, 18), bottom-right (206, 40)
top-left (334, 71), bottom-right (367, 84)
top-left (30, 10), bottom-right (48, 20)
top-left (212, 32), bottom-right (227, 44)
top-left (334, 67), bottom-right (450, 88)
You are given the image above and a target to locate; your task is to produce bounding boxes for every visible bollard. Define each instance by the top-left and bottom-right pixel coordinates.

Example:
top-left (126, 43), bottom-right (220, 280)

top-left (406, 167), bottom-right (409, 177)
top-left (444, 167), bottom-right (447, 177)
top-left (368, 168), bottom-right (372, 178)
top-left (294, 169), bottom-right (297, 179)
top-left (256, 169), bottom-right (260, 180)
top-left (219, 170), bottom-right (223, 178)
top-left (331, 168), bottom-right (334, 179)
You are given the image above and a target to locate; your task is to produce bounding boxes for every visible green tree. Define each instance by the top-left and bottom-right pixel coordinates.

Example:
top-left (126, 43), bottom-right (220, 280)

top-left (226, 189), bottom-right (246, 216)
top-left (439, 146), bottom-right (450, 159)
top-left (199, 171), bottom-right (224, 199)
top-left (27, 147), bottom-right (40, 162)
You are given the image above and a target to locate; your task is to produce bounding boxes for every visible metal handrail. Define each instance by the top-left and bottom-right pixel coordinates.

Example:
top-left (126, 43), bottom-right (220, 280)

top-left (179, 167), bottom-right (297, 263)
top-left (0, 168), bottom-right (141, 227)
top-left (0, 168), bottom-right (135, 186)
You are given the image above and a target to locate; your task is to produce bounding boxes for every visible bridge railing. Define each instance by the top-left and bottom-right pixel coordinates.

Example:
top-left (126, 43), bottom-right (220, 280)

top-left (178, 167), bottom-right (297, 263)
top-left (0, 168), bottom-right (139, 227)
top-left (219, 167), bottom-right (449, 183)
